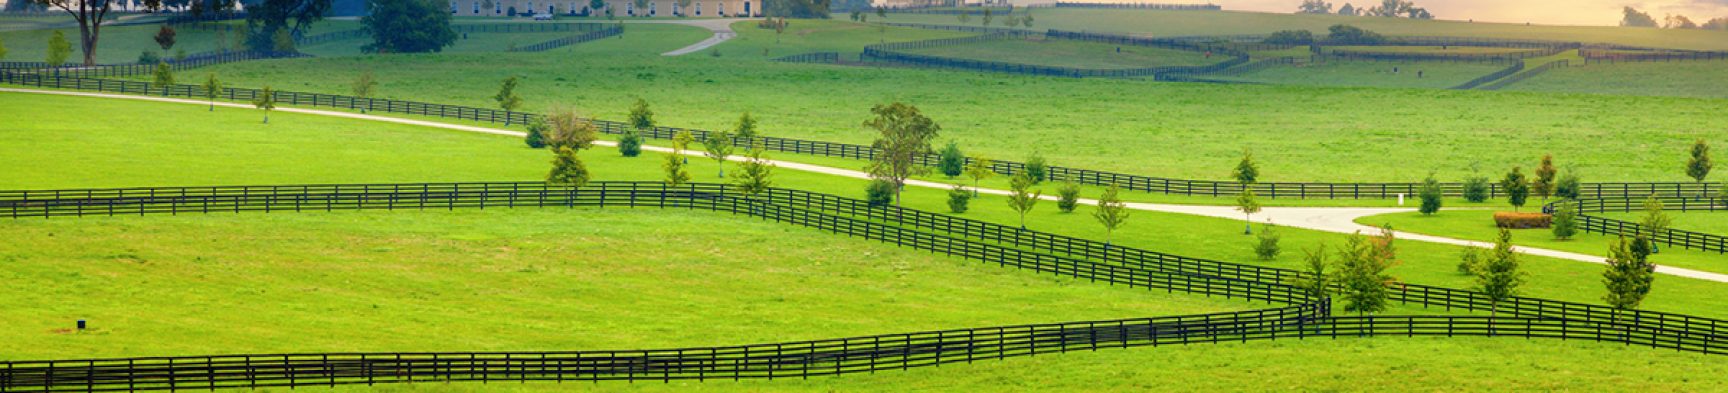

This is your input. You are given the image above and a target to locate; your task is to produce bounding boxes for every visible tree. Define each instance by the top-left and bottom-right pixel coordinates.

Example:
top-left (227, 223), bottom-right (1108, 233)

top-left (1336, 228), bottom-right (1398, 315)
top-left (1551, 202), bottom-right (1579, 240)
top-left (493, 76), bottom-right (523, 125)
top-left (956, 11), bottom-right (969, 24)
top-left (1602, 237), bottom-right (1656, 311)
top-left (1263, 30), bottom-right (1315, 45)
top-left (1666, 14), bottom-right (1698, 29)
top-left (1232, 149), bottom-right (1259, 184)
top-left (1056, 181), bottom-right (1080, 213)
top-left (1296, 244), bottom-right (1331, 299)
top-left (546, 145), bottom-right (590, 187)
top-left (1622, 6), bottom-right (1659, 27)
top-left (351, 70), bottom-right (377, 113)
top-left (1474, 228), bottom-right (1525, 314)
top-left (200, 73), bottom-right (222, 111)
top-left (1501, 167), bottom-right (1529, 211)
top-left (731, 143), bottom-right (774, 197)
top-left (1463, 165), bottom-right (1491, 203)
top-left (1296, 0), bottom-right (1331, 14)
top-left (1532, 155), bottom-right (1557, 200)
top-left (45, 30), bottom-right (71, 67)
top-left (0, 35), bottom-right (7, 61)
top-left (270, 25), bottom-right (296, 53)
top-left (1024, 153), bottom-right (1048, 183)
top-left (628, 98), bottom-right (655, 131)
top-left (154, 25), bottom-right (177, 50)
top-left (1003, 15), bottom-right (1020, 28)
top-left (588, 0), bottom-right (603, 15)
top-left (703, 130), bottom-right (735, 177)
top-left (617, 131), bottom-right (642, 157)
top-left (1325, 24), bottom-right (1384, 44)
top-left (30, 0), bottom-right (128, 66)
top-left (1007, 172), bottom-right (1041, 229)
top-left (947, 183), bottom-right (972, 213)
top-left (1640, 195), bottom-right (1671, 253)
top-left (663, 150), bottom-right (691, 186)
top-left (151, 61), bottom-right (174, 96)
top-left (1686, 139), bottom-right (1713, 191)
top-left (1092, 184), bottom-right (1129, 246)
top-left (1236, 188), bottom-right (1261, 235)
top-left (981, 8), bottom-right (992, 26)
top-left (1254, 223), bottom-right (1282, 261)
top-left (673, 130), bottom-right (696, 152)
top-left (545, 108), bottom-right (597, 150)
top-left (244, 0), bottom-right (331, 53)
top-left (1457, 247), bottom-right (1484, 275)
top-left (252, 85), bottom-right (277, 124)
top-left (1022, 12), bottom-right (1033, 28)
top-left (864, 102), bottom-right (940, 207)
top-left (1704, 17), bottom-right (1728, 31)
top-left (734, 112), bottom-right (758, 142)
top-left (524, 117), bottom-right (549, 148)
top-left (936, 141), bottom-right (964, 179)
top-left (963, 155), bottom-right (994, 197)
top-left (865, 179), bottom-right (894, 207)
top-left (1337, 3), bottom-right (1355, 16)
top-left (1555, 172), bottom-right (1582, 200)
top-left (1417, 173), bottom-right (1442, 215)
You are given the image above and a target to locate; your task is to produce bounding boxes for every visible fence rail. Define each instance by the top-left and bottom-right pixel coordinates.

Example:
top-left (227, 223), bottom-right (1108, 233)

top-left (1051, 2), bottom-right (1221, 10)
top-left (1450, 59), bottom-right (1524, 90)
top-left (507, 25), bottom-right (624, 52)
top-left (0, 51), bottom-right (305, 78)
top-left (1480, 60), bottom-right (1569, 90)
top-left (1581, 49), bottom-right (1728, 64)
top-left (771, 52), bottom-right (841, 63)
top-left (1544, 196), bottom-right (1728, 253)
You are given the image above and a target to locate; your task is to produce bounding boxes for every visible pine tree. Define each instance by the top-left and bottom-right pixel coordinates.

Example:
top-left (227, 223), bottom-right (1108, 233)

top-left (1502, 167), bottom-right (1530, 211)
top-left (1092, 184), bottom-right (1129, 246)
top-left (1602, 237), bottom-right (1656, 312)
top-left (936, 141), bottom-right (965, 179)
top-left (1551, 202), bottom-right (1579, 240)
top-left (1233, 149), bottom-right (1259, 184)
top-left (1417, 172), bottom-right (1442, 215)
top-left (1532, 154), bottom-right (1558, 200)
top-left (1686, 139), bottom-right (1713, 194)
top-left (546, 146), bottom-right (589, 187)
top-left (1474, 229), bottom-right (1525, 315)
top-left (1007, 172), bottom-right (1041, 229)
top-left (618, 131), bottom-right (643, 157)
top-left (734, 112), bottom-right (758, 142)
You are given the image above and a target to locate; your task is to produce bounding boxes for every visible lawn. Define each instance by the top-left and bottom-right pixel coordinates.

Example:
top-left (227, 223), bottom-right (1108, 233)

top-left (879, 8), bottom-right (1728, 51)
top-left (157, 21), bottom-right (1728, 184)
top-left (895, 36), bottom-right (1221, 69)
top-left (1206, 59), bottom-right (1508, 89)
top-left (1597, 210), bottom-right (1728, 235)
top-left (1503, 61), bottom-right (1728, 99)
top-left (1328, 45), bottom-right (1544, 56)
top-left (0, 20), bottom-right (364, 64)
top-left (5, 90), bottom-right (1728, 391)
top-left (1357, 209), bottom-right (1728, 276)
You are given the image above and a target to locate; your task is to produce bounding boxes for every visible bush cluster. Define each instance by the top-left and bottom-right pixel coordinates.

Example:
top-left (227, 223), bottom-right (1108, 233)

top-left (1492, 212), bottom-right (1551, 229)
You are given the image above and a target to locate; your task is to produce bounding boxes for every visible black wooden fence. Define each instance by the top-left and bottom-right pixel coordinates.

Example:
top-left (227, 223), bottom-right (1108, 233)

top-left (1325, 48), bottom-right (1555, 63)
top-left (1544, 196), bottom-right (1728, 253)
top-left (0, 71), bottom-right (1720, 200)
top-left (1580, 49), bottom-right (1728, 64)
top-left (1052, 2), bottom-right (1221, 10)
top-left (0, 51), bottom-right (305, 78)
top-left (506, 24), bottom-right (625, 52)
top-left (861, 31), bottom-right (1250, 79)
top-left (772, 52), bottom-right (841, 63)
top-left (1450, 60), bottom-right (1524, 90)
top-left (1479, 60), bottom-right (1569, 91)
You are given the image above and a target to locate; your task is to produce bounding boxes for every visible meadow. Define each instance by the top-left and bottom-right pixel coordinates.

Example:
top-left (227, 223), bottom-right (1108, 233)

top-left (1360, 210), bottom-right (1728, 275)
top-left (165, 21), bottom-right (1728, 184)
top-left (5, 92), bottom-right (1728, 391)
top-left (1505, 60), bottom-right (1728, 99)
top-left (895, 36), bottom-right (1220, 69)
top-left (1597, 210), bottom-right (1728, 234)
top-left (1208, 59), bottom-right (1506, 89)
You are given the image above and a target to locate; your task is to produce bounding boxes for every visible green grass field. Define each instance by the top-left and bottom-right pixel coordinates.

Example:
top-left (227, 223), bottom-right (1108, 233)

top-left (1597, 210), bottom-right (1728, 234)
top-left (1209, 59), bottom-right (1506, 89)
top-left (881, 8), bottom-right (1728, 51)
top-left (896, 37), bottom-right (1219, 69)
top-left (150, 21), bottom-right (1728, 184)
top-left (1358, 209), bottom-right (1728, 276)
top-left (1504, 61), bottom-right (1728, 99)
top-left (1329, 45), bottom-right (1542, 55)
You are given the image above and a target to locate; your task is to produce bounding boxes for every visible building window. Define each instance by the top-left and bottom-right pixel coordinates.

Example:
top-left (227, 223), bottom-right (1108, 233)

top-left (473, 1), bottom-right (479, 13)
top-left (494, 1), bottom-right (501, 13)
top-left (451, 0), bottom-right (457, 13)
top-left (695, 1), bottom-right (700, 15)
top-left (626, 1), bottom-right (633, 15)
top-left (717, 2), bottom-right (723, 15)
top-left (743, 1), bottom-right (749, 16)
top-left (649, 1), bottom-right (655, 15)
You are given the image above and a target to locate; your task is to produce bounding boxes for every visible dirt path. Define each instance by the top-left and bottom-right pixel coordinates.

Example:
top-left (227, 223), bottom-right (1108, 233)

top-left (6, 87), bottom-right (1724, 284)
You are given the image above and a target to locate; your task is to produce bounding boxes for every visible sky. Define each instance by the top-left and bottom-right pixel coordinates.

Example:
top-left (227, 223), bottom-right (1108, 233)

top-left (1217, 0), bottom-right (1728, 26)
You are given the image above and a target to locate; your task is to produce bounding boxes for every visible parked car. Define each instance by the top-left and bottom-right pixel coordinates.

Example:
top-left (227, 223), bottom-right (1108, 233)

top-left (533, 13), bottom-right (554, 20)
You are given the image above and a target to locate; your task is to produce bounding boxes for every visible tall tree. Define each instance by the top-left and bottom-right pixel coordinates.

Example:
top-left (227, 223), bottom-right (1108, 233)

top-left (244, 0), bottom-right (332, 52)
top-left (1501, 167), bottom-right (1529, 211)
top-left (1232, 149), bottom-right (1259, 184)
top-left (863, 102), bottom-right (941, 207)
top-left (1418, 172), bottom-right (1442, 215)
top-left (1336, 228), bottom-right (1398, 315)
top-left (1296, 0), bottom-right (1331, 14)
top-left (351, 70), bottom-right (377, 113)
top-left (363, 0), bottom-right (456, 53)
top-left (1297, 244), bottom-right (1331, 299)
top-left (253, 85), bottom-right (277, 124)
top-left (703, 130), bottom-right (735, 177)
top-left (544, 108), bottom-right (597, 150)
top-left (1474, 229), bottom-right (1525, 315)
top-left (1092, 184), bottom-right (1129, 246)
top-left (493, 76), bottom-right (523, 125)
top-left (1602, 237), bottom-right (1656, 312)
top-left (1532, 154), bottom-right (1557, 200)
top-left (545, 145), bottom-right (589, 187)
top-left (201, 73), bottom-right (222, 111)
top-left (1337, 3), bottom-right (1355, 16)
top-left (1236, 188), bottom-right (1261, 235)
top-left (1551, 201), bottom-right (1579, 240)
top-left (963, 155), bottom-right (994, 197)
top-left (1665, 14), bottom-right (1698, 29)
top-left (45, 30), bottom-right (71, 67)
top-left (1621, 6), bottom-right (1659, 27)
top-left (30, 0), bottom-right (134, 66)
top-left (1007, 172), bottom-right (1041, 229)
top-left (1640, 195), bottom-right (1672, 253)
top-left (731, 143), bottom-right (774, 197)
top-left (936, 141), bottom-right (964, 179)
top-left (1686, 139), bottom-right (1713, 192)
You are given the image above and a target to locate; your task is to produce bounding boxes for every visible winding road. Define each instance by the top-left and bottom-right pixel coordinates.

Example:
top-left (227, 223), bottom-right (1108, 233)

top-left (636, 18), bottom-right (754, 56)
top-left (5, 87), bottom-right (1724, 284)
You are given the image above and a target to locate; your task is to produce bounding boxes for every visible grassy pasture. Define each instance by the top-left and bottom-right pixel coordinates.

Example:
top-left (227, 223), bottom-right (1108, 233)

top-left (161, 22), bottom-right (1728, 183)
top-left (1208, 59), bottom-right (1506, 89)
top-left (880, 8), bottom-right (1728, 51)
top-left (1329, 45), bottom-right (1543, 55)
top-left (1504, 61), bottom-right (1728, 99)
top-left (5, 92), bottom-right (1728, 320)
top-left (895, 37), bottom-right (1219, 69)
top-left (1597, 210), bottom-right (1728, 234)
top-left (1359, 210), bottom-right (1728, 276)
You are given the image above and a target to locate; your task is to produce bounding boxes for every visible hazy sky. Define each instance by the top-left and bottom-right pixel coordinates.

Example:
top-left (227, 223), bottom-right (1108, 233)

top-left (1219, 0), bottom-right (1728, 26)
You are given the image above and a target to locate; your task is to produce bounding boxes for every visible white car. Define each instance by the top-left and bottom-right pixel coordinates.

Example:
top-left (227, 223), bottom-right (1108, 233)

top-left (532, 13), bottom-right (554, 20)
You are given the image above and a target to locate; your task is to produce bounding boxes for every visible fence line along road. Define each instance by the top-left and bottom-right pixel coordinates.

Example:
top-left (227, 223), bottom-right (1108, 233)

top-left (2, 181), bottom-right (1726, 392)
top-left (4, 182), bottom-right (1726, 340)
top-left (0, 71), bottom-right (1719, 200)
top-left (1544, 196), bottom-right (1728, 253)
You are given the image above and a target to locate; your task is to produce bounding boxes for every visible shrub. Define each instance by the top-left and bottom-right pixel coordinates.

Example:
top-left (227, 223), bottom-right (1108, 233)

top-left (947, 184), bottom-right (972, 213)
top-left (1463, 175), bottom-right (1491, 203)
top-left (1056, 182), bottom-right (1080, 213)
top-left (1326, 24), bottom-right (1385, 44)
top-left (1417, 173), bottom-right (1442, 215)
top-left (937, 142), bottom-right (964, 178)
top-left (1254, 224), bottom-right (1282, 261)
top-left (1024, 153), bottom-right (1048, 183)
top-left (1263, 29), bottom-right (1314, 45)
top-left (1458, 247), bottom-right (1483, 275)
top-left (1551, 203), bottom-right (1579, 240)
top-left (524, 117), bottom-right (549, 148)
top-left (618, 131), bottom-right (643, 157)
top-left (1493, 212), bottom-right (1551, 229)
top-left (137, 51), bottom-right (161, 65)
top-left (866, 179), bottom-right (895, 208)
top-left (1554, 173), bottom-right (1582, 200)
